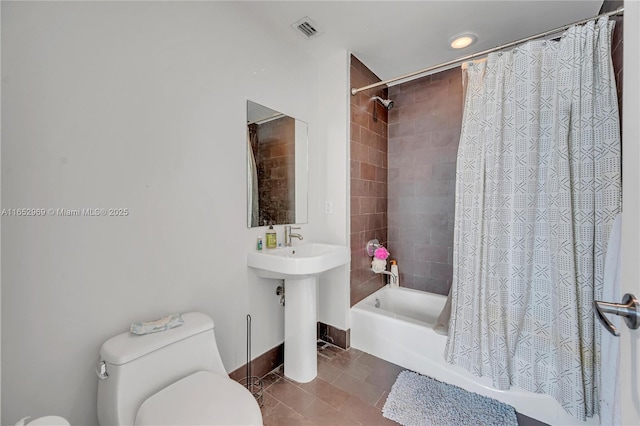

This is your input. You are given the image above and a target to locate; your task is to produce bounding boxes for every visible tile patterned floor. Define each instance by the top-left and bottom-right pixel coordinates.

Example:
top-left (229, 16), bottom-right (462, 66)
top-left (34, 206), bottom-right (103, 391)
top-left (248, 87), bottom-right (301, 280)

top-left (259, 343), bottom-right (400, 426)
top-left (258, 342), bottom-right (547, 426)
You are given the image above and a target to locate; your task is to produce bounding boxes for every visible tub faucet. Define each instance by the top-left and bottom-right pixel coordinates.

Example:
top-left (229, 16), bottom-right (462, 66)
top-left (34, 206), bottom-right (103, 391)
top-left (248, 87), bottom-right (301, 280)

top-left (374, 269), bottom-right (397, 286)
top-left (284, 226), bottom-right (303, 246)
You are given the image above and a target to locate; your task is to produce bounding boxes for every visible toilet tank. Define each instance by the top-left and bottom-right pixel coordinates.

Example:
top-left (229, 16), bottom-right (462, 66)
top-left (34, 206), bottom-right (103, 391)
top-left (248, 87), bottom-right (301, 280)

top-left (97, 312), bottom-right (228, 426)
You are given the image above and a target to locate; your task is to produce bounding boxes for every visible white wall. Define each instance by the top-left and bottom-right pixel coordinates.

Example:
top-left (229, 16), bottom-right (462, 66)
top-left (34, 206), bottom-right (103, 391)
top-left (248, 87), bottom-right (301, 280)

top-left (310, 50), bottom-right (351, 331)
top-left (0, 2), bottom-right (3, 420)
top-left (0, 2), bottom-right (350, 424)
top-left (620, 1), bottom-right (640, 424)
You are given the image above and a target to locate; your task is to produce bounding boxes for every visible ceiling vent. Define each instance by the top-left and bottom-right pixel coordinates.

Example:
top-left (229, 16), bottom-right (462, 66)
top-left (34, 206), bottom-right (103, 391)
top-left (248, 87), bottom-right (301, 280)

top-left (291, 17), bottom-right (322, 39)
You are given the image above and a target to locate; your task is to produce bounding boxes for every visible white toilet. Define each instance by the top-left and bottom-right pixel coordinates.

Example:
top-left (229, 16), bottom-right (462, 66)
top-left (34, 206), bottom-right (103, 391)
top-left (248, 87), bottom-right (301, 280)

top-left (97, 312), bottom-right (262, 425)
top-left (15, 416), bottom-right (70, 426)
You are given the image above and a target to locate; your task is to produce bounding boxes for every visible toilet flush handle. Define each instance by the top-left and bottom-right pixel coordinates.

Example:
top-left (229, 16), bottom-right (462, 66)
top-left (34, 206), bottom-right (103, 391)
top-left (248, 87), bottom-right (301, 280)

top-left (96, 361), bottom-right (109, 380)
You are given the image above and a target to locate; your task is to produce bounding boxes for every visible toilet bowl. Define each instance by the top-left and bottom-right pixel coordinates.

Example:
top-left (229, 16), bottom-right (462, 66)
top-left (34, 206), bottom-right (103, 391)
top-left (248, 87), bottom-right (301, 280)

top-left (97, 312), bottom-right (262, 425)
top-left (15, 416), bottom-right (70, 426)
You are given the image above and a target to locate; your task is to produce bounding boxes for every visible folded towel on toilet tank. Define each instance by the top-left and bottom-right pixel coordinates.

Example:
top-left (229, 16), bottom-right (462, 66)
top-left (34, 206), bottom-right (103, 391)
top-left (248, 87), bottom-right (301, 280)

top-left (130, 313), bottom-right (184, 335)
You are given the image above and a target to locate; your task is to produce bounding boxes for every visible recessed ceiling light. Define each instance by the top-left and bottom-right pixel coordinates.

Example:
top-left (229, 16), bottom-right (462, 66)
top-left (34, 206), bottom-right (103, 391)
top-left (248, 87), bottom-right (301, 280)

top-left (449, 33), bottom-right (477, 49)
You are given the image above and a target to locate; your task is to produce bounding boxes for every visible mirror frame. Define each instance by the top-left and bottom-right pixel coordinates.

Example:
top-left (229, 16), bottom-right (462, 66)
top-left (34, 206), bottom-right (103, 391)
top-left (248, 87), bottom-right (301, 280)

top-left (247, 100), bottom-right (308, 228)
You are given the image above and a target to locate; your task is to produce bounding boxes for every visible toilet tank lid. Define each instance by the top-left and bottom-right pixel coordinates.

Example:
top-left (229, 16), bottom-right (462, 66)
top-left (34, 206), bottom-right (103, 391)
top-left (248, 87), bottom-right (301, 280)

top-left (100, 312), bottom-right (214, 365)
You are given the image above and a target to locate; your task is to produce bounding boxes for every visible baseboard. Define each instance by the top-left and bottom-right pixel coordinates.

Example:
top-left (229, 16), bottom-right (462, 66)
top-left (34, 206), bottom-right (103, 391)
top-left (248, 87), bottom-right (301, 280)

top-left (229, 323), bottom-right (350, 382)
top-left (229, 342), bottom-right (284, 382)
top-left (317, 322), bottom-right (350, 349)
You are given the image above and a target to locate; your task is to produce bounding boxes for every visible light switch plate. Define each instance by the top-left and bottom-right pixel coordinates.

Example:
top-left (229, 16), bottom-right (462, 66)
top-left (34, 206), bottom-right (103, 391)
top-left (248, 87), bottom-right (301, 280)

top-left (325, 200), bottom-right (333, 214)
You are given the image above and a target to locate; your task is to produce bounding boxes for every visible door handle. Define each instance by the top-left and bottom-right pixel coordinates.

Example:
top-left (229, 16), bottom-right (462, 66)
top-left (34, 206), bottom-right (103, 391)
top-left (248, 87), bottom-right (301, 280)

top-left (594, 293), bottom-right (640, 336)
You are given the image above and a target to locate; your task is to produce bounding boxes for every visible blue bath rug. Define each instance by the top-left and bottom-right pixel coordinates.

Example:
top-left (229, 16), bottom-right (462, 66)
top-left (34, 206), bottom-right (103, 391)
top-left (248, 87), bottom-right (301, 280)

top-left (382, 370), bottom-right (518, 426)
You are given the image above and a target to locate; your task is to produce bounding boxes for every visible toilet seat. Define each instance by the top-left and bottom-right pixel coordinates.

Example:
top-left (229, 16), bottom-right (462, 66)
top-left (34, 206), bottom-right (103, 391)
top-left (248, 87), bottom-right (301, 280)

top-left (135, 371), bottom-right (263, 426)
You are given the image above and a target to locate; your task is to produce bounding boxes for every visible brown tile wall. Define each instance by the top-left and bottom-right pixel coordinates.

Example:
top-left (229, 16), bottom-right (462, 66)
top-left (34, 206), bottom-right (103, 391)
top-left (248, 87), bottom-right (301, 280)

top-left (386, 11), bottom-right (623, 296)
top-left (254, 116), bottom-right (296, 225)
top-left (317, 322), bottom-right (350, 349)
top-left (353, 5), bottom-right (623, 298)
top-left (387, 68), bottom-right (463, 295)
top-left (350, 55), bottom-right (389, 306)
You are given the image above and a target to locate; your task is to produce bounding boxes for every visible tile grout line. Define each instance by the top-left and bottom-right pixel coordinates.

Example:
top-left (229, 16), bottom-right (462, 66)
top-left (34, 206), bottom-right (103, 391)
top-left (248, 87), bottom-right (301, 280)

top-left (260, 345), bottom-right (400, 426)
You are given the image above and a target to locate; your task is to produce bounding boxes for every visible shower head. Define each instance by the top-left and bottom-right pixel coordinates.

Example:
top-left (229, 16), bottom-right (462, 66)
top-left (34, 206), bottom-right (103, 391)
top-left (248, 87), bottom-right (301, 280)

top-left (373, 96), bottom-right (394, 111)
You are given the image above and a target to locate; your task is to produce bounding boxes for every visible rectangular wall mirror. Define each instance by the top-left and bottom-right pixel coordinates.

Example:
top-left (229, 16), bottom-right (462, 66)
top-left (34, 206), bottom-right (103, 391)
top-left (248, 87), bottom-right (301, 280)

top-left (247, 100), bottom-right (308, 228)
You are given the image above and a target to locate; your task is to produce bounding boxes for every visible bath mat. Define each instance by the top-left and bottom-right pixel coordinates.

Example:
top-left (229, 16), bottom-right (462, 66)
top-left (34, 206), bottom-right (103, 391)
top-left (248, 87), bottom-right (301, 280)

top-left (382, 370), bottom-right (518, 426)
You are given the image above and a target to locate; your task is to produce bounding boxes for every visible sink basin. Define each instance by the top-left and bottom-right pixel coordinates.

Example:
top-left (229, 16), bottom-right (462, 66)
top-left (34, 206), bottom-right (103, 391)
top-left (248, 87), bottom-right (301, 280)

top-left (247, 242), bottom-right (350, 383)
top-left (247, 243), bottom-right (350, 279)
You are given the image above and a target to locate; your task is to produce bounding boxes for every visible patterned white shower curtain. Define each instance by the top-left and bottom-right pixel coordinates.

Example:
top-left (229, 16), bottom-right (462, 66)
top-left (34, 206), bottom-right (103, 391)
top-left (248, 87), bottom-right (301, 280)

top-left (445, 18), bottom-right (621, 420)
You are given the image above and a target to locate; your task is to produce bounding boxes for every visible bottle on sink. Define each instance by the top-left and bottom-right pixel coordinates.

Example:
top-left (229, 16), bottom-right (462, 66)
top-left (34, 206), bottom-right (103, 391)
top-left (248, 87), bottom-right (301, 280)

top-left (266, 224), bottom-right (277, 249)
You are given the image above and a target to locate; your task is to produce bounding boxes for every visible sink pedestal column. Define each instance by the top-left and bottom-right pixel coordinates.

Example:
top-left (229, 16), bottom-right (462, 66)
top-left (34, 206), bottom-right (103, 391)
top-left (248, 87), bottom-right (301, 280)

top-left (283, 276), bottom-right (317, 383)
top-left (247, 243), bottom-right (350, 383)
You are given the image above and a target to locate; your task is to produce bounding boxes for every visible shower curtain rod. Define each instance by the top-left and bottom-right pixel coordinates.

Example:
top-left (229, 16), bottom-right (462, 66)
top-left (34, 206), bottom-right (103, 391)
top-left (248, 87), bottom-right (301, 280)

top-left (350, 6), bottom-right (624, 95)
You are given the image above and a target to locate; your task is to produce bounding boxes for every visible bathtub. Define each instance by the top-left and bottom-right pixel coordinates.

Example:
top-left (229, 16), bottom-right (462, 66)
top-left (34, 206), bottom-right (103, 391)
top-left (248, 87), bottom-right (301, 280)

top-left (350, 286), bottom-right (598, 426)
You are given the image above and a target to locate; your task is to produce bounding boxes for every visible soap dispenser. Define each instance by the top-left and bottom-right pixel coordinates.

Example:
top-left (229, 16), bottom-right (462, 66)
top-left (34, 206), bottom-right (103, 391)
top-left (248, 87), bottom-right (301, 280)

top-left (266, 224), bottom-right (277, 249)
top-left (390, 260), bottom-right (399, 287)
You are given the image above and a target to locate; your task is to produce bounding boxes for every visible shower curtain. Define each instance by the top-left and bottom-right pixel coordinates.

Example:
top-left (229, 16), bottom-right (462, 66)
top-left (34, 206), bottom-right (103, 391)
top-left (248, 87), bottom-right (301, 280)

top-left (445, 18), bottom-right (621, 420)
top-left (247, 126), bottom-right (259, 227)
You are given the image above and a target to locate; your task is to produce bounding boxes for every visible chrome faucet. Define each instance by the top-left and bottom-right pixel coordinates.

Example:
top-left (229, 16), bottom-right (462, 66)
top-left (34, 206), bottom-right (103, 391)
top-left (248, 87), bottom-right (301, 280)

top-left (375, 269), bottom-right (397, 286)
top-left (284, 226), bottom-right (303, 246)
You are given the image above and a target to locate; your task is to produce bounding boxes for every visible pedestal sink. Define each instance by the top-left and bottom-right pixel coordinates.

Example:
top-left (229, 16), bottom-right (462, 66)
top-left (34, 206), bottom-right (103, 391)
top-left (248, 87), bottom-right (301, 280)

top-left (247, 243), bottom-right (350, 382)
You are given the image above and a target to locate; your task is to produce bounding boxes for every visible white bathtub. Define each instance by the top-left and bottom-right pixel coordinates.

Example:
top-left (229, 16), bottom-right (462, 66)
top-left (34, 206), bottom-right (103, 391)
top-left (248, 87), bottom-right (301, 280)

top-left (350, 286), bottom-right (598, 426)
